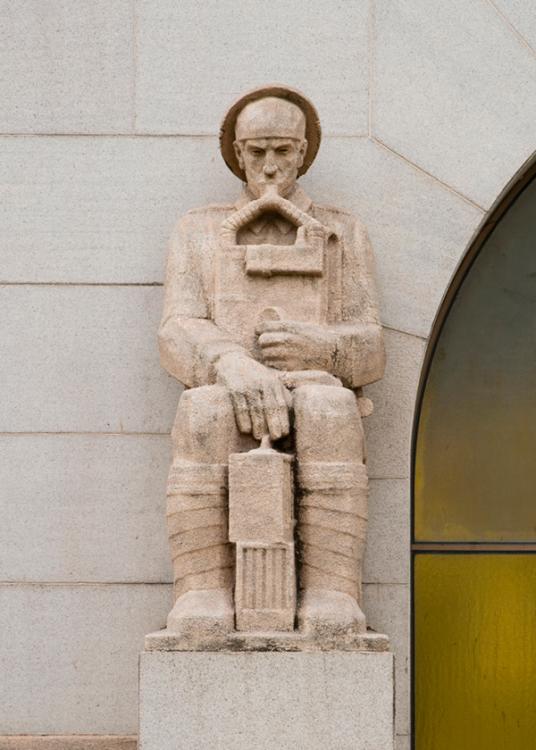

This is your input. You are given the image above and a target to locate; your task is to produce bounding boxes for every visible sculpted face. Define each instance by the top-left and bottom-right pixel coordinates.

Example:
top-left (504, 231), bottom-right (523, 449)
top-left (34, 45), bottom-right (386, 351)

top-left (233, 97), bottom-right (307, 198)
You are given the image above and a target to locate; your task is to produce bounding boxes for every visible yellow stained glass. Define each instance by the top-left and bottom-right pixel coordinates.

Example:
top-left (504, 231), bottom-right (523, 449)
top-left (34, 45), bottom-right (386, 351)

top-left (415, 554), bottom-right (536, 750)
top-left (414, 176), bottom-right (536, 542)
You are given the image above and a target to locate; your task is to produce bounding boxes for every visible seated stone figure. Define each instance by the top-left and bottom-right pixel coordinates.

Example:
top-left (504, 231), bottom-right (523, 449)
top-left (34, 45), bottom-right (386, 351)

top-left (158, 85), bottom-right (385, 640)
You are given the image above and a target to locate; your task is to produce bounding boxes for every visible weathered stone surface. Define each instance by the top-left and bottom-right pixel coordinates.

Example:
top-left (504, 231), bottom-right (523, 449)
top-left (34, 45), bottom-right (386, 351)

top-left (365, 329), bottom-right (425, 479)
top-left (373, 0), bottom-right (536, 207)
top-left (229, 443), bottom-right (294, 544)
top-left (139, 651), bottom-right (394, 750)
top-left (0, 583), bottom-right (172, 734)
top-left (0, 1), bottom-right (134, 134)
top-left (159, 88), bottom-right (385, 641)
top-left (0, 738), bottom-right (137, 750)
top-left (145, 626), bottom-right (389, 654)
top-left (0, 435), bottom-right (172, 583)
top-left (135, 0), bottom-right (369, 135)
top-left (364, 479), bottom-right (410, 584)
top-left (0, 286), bottom-right (180, 433)
top-left (302, 137), bottom-right (484, 338)
top-left (364, 583), bottom-right (410, 736)
top-left (0, 136), bottom-right (236, 283)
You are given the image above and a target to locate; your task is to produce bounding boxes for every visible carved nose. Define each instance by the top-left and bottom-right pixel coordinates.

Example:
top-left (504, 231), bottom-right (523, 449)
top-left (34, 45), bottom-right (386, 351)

top-left (263, 164), bottom-right (277, 176)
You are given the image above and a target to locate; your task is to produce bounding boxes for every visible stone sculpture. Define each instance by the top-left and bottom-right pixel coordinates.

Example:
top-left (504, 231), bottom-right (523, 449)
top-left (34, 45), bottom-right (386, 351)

top-left (158, 85), bottom-right (385, 648)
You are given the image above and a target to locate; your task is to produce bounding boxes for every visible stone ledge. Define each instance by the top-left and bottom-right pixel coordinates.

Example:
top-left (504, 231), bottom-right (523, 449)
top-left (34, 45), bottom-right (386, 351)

top-left (0, 738), bottom-right (137, 750)
top-left (145, 627), bottom-right (390, 652)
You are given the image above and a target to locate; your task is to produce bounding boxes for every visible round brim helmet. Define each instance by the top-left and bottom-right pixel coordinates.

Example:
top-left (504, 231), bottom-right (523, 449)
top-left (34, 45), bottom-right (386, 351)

top-left (219, 84), bottom-right (322, 182)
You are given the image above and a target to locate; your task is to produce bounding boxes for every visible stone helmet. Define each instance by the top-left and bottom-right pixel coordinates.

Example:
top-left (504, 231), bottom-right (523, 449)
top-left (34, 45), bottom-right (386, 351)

top-left (219, 84), bottom-right (322, 182)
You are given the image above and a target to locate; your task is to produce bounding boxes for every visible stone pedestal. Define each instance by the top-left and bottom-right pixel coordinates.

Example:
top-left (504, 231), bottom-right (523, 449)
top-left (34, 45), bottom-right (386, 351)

top-left (139, 650), bottom-right (394, 750)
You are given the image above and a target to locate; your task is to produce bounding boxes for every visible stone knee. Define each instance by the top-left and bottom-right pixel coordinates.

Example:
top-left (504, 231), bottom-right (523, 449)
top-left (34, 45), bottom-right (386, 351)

top-left (167, 385), bottom-right (240, 600)
top-left (293, 384), bottom-right (365, 463)
top-left (293, 385), bottom-right (368, 603)
top-left (171, 384), bottom-right (240, 463)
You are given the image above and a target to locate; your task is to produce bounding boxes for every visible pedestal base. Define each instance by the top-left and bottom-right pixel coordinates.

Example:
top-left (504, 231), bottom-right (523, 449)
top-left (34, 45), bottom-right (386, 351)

top-left (139, 651), bottom-right (394, 750)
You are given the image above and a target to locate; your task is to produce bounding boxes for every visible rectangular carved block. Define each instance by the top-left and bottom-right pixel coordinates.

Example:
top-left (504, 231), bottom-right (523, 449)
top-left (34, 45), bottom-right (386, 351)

top-left (235, 542), bottom-right (296, 632)
top-left (228, 447), bottom-right (293, 544)
top-left (229, 445), bottom-right (296, 631)
top-left (245, 241), bottom-right (324, 276)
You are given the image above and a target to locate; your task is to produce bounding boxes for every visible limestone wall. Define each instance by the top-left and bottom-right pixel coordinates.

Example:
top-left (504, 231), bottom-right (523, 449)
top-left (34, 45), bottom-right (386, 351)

top-left (1, 2), bottom-right (535, 748)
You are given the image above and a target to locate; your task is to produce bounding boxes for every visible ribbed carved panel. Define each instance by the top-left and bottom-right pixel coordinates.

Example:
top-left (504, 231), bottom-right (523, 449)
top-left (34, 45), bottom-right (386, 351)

top-left (235, 542), bottom-right (296, 632)
top-left (241, 546), bottom-right (288, 610)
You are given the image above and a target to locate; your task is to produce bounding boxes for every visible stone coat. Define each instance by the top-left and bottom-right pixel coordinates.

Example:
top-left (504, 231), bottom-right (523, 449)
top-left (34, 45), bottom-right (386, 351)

top-left (159, 185), bottom-right (385, 390)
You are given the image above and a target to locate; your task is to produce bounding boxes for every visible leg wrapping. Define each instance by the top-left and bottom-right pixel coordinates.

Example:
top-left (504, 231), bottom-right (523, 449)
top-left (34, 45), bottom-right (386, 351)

top-left (167, 461), bottom-right (233, 599)
top-left (297, 461), bottom-right (368, 602)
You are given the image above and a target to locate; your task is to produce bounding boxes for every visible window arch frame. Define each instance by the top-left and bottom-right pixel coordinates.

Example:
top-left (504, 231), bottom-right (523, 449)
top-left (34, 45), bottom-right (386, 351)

top-left (410, 150), bottom-right (536, 749)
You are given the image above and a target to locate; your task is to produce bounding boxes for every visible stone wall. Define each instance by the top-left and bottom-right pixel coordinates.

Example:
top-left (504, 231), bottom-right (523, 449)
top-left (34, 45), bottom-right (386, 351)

top-left (1, 2), bottom-right (535, 748)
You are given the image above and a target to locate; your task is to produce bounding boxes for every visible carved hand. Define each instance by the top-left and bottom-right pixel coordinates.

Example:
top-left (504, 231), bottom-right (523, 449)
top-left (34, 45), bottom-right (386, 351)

top-left (215, 351), bottom-right (291, 441)
top-left (256, 320), bottom-right (337, 372)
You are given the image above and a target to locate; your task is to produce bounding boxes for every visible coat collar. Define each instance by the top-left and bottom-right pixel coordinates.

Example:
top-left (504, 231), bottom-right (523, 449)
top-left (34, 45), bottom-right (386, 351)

top-left (234, 184), bottom-right (313, 213)
top-left (233, 185), bottom-right (313, 236)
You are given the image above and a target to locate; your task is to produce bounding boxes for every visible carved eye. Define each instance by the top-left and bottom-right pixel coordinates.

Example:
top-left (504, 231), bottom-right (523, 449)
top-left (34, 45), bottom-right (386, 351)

top-left (276, 147), bottom-right (289, 155)
top-left (251, 148), bottom-right (264, 157)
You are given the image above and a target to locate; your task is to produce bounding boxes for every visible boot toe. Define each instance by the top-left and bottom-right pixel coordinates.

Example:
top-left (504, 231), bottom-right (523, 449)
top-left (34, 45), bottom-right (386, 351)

top-left (167, 589), bottom-right (234, 637)
top-left (298, 588), bottom-right (366, 637)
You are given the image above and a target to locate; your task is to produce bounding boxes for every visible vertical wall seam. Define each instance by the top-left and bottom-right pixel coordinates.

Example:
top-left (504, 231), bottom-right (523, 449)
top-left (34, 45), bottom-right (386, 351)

top-left (131, 0), bottom-right (138, 133)
top-left (368, 0), bottom-right (375, 137)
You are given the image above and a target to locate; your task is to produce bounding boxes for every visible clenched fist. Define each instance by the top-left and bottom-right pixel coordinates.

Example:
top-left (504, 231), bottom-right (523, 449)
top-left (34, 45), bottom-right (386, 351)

top-left (215, 351), bottom-right (291, 441)
top-left (256, 319), bottom-right (337, 373)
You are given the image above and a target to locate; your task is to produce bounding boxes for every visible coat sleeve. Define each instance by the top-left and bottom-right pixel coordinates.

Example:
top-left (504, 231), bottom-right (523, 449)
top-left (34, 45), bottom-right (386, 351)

top-left (328, 217), bottom-right (386, 388)
top-left (158, 212), bottom-right (250, 387)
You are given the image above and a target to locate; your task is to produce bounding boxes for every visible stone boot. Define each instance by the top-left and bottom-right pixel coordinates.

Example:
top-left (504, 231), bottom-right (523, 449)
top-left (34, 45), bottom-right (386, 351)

top-left (166, 460), bottom-right (234, 636)
top-left (167, 588), bottom-right (234, 637)
top-left (297, 459), bottom-right (368, 636)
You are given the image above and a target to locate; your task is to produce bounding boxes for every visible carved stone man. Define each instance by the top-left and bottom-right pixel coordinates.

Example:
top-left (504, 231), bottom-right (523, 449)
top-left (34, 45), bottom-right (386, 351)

top-left (158, 85), bottom-right (385, 642)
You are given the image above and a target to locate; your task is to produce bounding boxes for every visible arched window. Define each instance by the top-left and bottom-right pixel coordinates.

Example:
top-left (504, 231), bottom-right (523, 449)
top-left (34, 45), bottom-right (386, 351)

top-left (412, 154), bottom-right (536, 749)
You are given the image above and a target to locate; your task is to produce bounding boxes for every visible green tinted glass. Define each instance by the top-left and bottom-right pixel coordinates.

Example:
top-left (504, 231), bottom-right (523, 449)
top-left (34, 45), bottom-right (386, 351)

top-left (414, 554), bottom-right (536, 750)
top-left (415, 177), bottom-right (536, 542)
